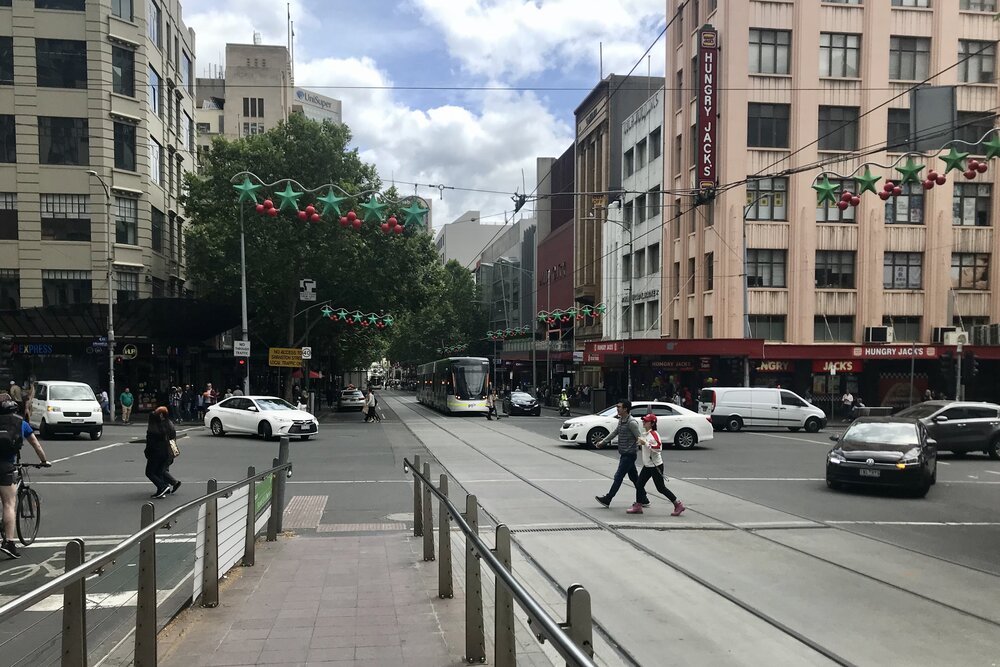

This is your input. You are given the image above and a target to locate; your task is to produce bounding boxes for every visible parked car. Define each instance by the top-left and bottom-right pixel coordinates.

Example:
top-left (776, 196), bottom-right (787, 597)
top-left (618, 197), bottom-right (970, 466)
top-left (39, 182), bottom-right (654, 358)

top-left (560, 401), bottom-right (714, 449)
top-left (895, 401), bottom-right (1000, 459)
top-left (698, 387), bottom-right (827, 433)
top-left (337, 389), bottom-right (366, 411)
top-left (502, 391), bottom-right (540, 416)
top-left (826, 417), bottom-right (937, 497)
top-left (205, 395), bottom-right (319, 441)
top-left (28, 381), bottom-right (103, 440)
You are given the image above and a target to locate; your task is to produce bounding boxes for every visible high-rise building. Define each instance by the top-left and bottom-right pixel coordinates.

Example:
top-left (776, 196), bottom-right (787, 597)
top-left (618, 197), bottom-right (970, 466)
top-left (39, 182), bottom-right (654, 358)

top-left (434, 212), bottom-right (497, 268)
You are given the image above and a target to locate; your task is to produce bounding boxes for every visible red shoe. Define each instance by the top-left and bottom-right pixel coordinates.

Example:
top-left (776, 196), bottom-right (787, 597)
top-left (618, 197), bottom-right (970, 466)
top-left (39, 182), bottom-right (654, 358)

top-left (626, 503), bottom-right (643, 514)
top-left (671, 501), bottom-right (686, 516)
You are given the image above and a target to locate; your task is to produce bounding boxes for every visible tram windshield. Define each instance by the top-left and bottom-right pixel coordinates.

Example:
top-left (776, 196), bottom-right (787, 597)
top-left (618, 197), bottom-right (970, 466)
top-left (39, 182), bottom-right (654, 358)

top-left (453, 361), bottom-right (489, 398)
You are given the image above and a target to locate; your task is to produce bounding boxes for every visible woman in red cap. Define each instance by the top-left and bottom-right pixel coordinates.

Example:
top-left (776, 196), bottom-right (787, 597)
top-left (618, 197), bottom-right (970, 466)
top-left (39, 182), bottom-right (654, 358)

top-left (627, 413), bottom-right (685, 516)
top-left (145, 406), bottom-right (181, 499)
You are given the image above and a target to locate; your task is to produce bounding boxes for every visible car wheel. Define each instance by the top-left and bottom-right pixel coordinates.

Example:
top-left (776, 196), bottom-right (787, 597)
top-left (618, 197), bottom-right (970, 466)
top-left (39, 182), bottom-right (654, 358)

top-left (987, 437), bottom-right (1000, 461)
top-left (726, 416), bottom-right (743, 432)
top-left (586, 427), bottom-right (609, 448)
top-left (259, 421), bottom-right (273, 441)
top-left (804, 418), bottom-right (821, 433)
top-left (788, 427), bottom-right (801, 432)
top-left (210, 418), bottom-right (225, 437)
top-left (39, 419), bottom-right (51, 438)
top-left (674, 428), bottom-right (697, 450)
top-left (89, 428), bottom-right (101, 441)
top-left (930, 464), bottom-right (937, 485)
top-left (911, 480), bottom-right (931, 498)
top-left (534, 409), bottom-right (541, 416)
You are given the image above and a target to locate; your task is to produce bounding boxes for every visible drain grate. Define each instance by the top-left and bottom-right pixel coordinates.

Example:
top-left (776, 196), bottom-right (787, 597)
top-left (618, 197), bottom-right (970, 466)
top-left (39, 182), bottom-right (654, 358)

top-left (316, 523), bottom-right (411, 533)
top-left (509, 526), bottom-right (602, 534)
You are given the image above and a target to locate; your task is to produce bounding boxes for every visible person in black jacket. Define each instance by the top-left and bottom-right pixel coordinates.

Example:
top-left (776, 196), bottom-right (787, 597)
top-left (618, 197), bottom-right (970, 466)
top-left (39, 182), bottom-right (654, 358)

top-left (145, 406), bottom-right (180, 499)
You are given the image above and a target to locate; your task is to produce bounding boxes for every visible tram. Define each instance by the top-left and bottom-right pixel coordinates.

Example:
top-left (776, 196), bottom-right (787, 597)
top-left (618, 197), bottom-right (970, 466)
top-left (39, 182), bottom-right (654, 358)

top-left (416, 357), bottom-right (490, 414)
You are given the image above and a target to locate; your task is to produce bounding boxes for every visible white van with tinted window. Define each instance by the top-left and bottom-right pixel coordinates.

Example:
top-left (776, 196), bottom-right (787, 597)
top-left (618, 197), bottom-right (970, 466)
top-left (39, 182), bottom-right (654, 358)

top-left (28, 381), bottom-right (103, 440)
top-left (698, 387), bottom-right (827, 433)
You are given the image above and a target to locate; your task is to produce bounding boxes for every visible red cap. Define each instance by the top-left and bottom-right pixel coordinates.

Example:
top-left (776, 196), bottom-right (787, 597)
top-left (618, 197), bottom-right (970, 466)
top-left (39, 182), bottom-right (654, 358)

top-left (641, 413), bottom-right (657, 423)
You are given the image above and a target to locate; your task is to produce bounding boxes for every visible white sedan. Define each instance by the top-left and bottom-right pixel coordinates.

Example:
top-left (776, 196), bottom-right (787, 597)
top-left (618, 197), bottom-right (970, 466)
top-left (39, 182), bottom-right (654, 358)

top-left (560, 401), bottom-right (714, 449)
top-left (205, 395), bottom-right (319, 441)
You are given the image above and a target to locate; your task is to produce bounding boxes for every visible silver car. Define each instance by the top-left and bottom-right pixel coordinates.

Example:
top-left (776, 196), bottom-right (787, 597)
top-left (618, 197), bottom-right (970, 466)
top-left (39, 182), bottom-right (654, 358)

top-left (338, 390), bottom-right (366, 411)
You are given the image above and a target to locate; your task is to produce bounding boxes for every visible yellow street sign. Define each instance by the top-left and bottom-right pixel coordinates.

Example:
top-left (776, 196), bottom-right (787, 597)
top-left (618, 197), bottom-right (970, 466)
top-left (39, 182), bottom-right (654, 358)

top-left (268, 347), bottom-right (302, 368)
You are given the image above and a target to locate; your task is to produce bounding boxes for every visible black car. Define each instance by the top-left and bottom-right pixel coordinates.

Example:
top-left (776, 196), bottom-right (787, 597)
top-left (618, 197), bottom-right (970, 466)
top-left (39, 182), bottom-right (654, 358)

top-left (895, 401), bottom-right (1000, 459)
top-left (826, 417), bottom-right (937, 497)
top-left (502, 391), bottom-right (540, 416)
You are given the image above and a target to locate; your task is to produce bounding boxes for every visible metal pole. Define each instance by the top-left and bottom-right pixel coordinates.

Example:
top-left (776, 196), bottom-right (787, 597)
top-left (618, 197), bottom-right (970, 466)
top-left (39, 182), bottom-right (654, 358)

top-left (202, 479), bottom-right (220, 607)
top-left (438, 474), bottom-right (453, 598)
top-left (493, 524), bottom-right (515, 667)
top-left (627, 221), bottom-right (633, 401)
top-left (134, 503), bottom-right (157, 667)
top-left (412, 454), bottom-right (422, 537)
top-left (239, 205), bottom-right (251, 395)
top-left (422, 462), bottom-right (434, 561)
top-left (546, 269), bottom-right (551, 397)
top-left (955, 342), bottom-right (963, 400)
top-left (87, 172), bottom-right (116, 423)
top-left (274, 436), bottom-right (290, 533)
top-left (243, 465), bottom-right (257, 566)
top-left (61, 539), bottom-right (86, 667)
top-left (464, 494), bottom-right (486, 663)
top-left (909, 346), bottom-right (916, 408)
top-left (267, 458), bottom-right (279, 541)
top-left (564, 584), bottom-right (595, 662)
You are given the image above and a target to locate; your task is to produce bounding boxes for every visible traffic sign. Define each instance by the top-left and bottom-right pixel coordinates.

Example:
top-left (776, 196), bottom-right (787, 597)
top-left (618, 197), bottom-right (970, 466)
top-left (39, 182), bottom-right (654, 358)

top-left (299, 279), bottom-right (317, 301)
top-left (268, 347), bottom-right (302, 368)
top-left (234, 341), bottom-right (251, 358)
top-left (301, 346), bottom-right (312, 360)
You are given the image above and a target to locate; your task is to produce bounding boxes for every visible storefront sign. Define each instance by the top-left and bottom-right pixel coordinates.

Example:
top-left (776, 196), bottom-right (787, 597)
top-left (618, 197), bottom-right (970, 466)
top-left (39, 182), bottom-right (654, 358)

top-left (11, 343), bottom-right (54, 355)
top-left (851, 346), bottom-right (938, 359)
top-left (813, 360), bottom-right (864, 373)
top-left (589, 341), bottom-right (623, 354)
top-left (622, 288), bottom-right (660, 304)
top-left (699, 357), bottom-right (712, 371)
top-left (756, 360), bottom-right (793, 373)
top-left (697, 26), bottom-right (719, 191)
top-left (122, 344), bottom-right (138, 360)
top-left (652, 359), bottom-right (695, 371)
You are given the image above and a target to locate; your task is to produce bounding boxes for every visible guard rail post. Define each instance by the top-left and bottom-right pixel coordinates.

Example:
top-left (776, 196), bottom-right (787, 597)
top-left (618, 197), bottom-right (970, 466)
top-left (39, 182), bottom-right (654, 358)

top-left (438, 474), bottom-right (453, 599)
top-left (422, 462), bottom-right (434, 561)
top-left (61, 539), bottom-right (86, 667)
top-left (563, 584), bottom-right (595, 664)
top-left (134, 503), bottom-right (158, 666)
top-left (412, 454), bottom-right (423, 537)
top-left (202, 479), bottom-right (220, 607)
top-left (243, 466), bottom-right (257, 566)
top-left (275, 437), bottom-right (290, 532)
top-left (492, 524), bottom-right (515, 667)
top-left (267, 459), bottom-right (279, 541)
top-left (463, 494), bottom-right (486, 663)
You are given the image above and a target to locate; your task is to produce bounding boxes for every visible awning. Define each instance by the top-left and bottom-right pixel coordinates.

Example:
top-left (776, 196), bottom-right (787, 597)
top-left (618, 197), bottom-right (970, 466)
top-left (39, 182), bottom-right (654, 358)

top-left (291, 369), bottom-right (323, 379)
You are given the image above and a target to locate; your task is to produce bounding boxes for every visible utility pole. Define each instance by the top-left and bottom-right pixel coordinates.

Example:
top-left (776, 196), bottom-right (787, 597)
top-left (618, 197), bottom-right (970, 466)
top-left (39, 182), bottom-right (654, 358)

top-left (955, 340), bottom-right (963, 400)
top-left (546, 268), bottom-right (551, 395)
top-left (87, 171), bottom-right (116, 424)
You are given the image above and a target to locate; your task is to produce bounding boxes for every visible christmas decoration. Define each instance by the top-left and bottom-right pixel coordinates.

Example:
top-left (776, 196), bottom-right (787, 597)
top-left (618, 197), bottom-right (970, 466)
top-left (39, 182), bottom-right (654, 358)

top-left (536, 303), bottom-right (607, 325)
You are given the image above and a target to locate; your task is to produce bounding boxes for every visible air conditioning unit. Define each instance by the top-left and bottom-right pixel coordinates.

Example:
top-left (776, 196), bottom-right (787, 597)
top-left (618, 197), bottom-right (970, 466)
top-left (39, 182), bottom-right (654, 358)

top-left (864, 326), bottom-right (894, 344)
top-left (931, 326), bottom-right (958, 344)
top-left (971, 325), bottom-right (990, 345)
top-left (943, 331), bottom-right (969, 346)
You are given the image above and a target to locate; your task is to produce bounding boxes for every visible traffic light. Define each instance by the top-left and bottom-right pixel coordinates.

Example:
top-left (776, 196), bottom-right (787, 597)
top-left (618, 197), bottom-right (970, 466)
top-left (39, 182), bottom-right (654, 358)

top-left (630, 357), bottom-right (639, 365)
top-left (962, 351), bottom-right (979, 382)
top-left (0, 337), bottom-right (10, 361)
top-left (939, 352), bottom-right (955, 385)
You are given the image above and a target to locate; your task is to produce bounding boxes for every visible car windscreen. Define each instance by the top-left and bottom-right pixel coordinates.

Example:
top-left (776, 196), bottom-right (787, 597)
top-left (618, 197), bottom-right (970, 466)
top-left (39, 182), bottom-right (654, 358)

top-left (597, 407), bottom-right (618, 417)
top-left (511, 393), bottom-right (534, 401)
top-left (896, 404), bottom-right (940, 419)
top-left (341, 391), bottom-right (362, 398)
top-left (256, 399), bottom-right (295, 411)
top-left (49, 385), bottom-right (96, 401)
top-left (841, 422), bottom-right (919, 452)
top-left (453, 361), bottom-right (488, 398)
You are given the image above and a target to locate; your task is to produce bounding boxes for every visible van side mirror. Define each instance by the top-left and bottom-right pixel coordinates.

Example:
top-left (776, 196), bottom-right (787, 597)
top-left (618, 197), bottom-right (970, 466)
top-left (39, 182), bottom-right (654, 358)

top-left (934, 415), bottom-right (949, 423)
top-left (247, 406), bottom-right (258, 412)
top-left (926, 438), bottom-right (937, 447)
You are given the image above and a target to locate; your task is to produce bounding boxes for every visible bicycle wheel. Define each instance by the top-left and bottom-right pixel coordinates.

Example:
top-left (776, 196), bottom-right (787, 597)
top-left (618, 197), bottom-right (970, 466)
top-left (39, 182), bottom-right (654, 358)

top-left (16, 487), bottom-right (41, 546)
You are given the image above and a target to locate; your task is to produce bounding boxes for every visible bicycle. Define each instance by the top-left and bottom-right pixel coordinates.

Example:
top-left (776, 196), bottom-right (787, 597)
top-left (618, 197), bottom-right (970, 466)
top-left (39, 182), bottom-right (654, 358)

top-left (1, 460), bottom-right (44, 546)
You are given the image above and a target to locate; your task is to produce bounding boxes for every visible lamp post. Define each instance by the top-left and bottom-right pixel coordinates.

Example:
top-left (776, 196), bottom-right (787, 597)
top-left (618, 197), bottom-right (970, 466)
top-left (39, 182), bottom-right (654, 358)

top-left (603, 205), bottom-right (633, 402)
top-left (238, 205), bottom-right (250, 396)
top-left (86, 171), bottom-right (116, 424)
top-left (742, 192), bottom-right (770, 389)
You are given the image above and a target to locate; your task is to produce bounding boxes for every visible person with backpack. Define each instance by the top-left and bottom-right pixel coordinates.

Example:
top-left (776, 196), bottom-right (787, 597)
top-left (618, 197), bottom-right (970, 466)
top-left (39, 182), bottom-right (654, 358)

top-left (594, 401), bottom-right (645, 509)
top-left (626, 414), bottom-right (685, 516)
top-left (0, 392), bottom-right (50, 559)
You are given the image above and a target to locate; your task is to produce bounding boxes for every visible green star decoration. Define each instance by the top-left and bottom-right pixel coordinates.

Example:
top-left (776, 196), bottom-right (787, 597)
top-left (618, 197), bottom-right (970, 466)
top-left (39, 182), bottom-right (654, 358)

top-left (274, 182), bottom-right (304, 212)
top-left (367, 314), bottom-right (379, 324)
top-left (316, 190), bottom-right (348, 218)
top-left (895, 157), bottom-right (925, 185)
top-left (939, 147), bottom-right (969, 174)
top-left (334, 308), bottom-right (348, 321)
top-left (382, 315), bottom-right (394, 327)
top-left (321, 306), bottom-right (333, 318)
top-left (982, 135), bottom-right (1000, 161)
top-left (359, 196), bottom-right (388, 223)
top-left (812, 175), bottom-right (840, 206)
top-left (233, 176), bottom-right (262, 204)
top-left (853, 167), bottom-right (881, 196)
top-left (401, 201), bottom-right (429, 228)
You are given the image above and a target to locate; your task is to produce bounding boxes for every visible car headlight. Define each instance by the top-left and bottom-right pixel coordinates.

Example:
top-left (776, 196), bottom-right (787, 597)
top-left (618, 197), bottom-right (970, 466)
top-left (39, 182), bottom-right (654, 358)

top-left (898, 447), bottom-right (922, 467)
top-left (564, 421), bottom-right (580, 429)
top-left (828, 449), bottom-right (845, 464)
top-left (47, 405), bottom-right (62, 413)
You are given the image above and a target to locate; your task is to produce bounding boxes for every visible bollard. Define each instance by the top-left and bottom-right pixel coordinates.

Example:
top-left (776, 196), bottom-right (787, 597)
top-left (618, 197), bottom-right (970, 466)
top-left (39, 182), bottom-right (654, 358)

top-left (243, 466), bottom-right (257, 566)
top-left (564, 584), bottom-right (594, 664)
top-left (422, 462), bottom-right (434, 561)
top-left (61, 539), bottom-right (86, 667)
top-left (493, 525), bottom-right (515, 667)
top-left (438, 474), bottom-right (453, 599)
top-left (413, 454), bottom-right (423, 537)
top-left (267, 458), bottom-right (279, 542)
top-left (274, 437), bottom-right (290, 533)
top-left (134, 504), bottom-right (158, 667)
top-left (202, 479), bottom-right (220, 607)
top-left (464, 494), bottom-right (486, 663)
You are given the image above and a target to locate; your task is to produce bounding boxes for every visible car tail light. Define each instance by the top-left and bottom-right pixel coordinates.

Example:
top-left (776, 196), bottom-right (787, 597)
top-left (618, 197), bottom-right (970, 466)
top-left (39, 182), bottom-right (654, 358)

top-left (706, 416), bottom-right (713, 424)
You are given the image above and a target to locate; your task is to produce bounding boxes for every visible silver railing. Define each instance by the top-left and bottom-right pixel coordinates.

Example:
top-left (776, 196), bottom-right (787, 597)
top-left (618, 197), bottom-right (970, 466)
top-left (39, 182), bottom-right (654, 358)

top-left (404, 456), bottom-right (596, 667)
top-left (0, 438), bottom-right (294, 667)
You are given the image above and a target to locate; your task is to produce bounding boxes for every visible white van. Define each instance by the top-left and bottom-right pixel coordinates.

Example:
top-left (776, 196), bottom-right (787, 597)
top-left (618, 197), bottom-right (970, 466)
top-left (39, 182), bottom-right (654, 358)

top-left (698, 387), bottom-right (827, 433)
top-left (28, 381), bottom-right (103, 440)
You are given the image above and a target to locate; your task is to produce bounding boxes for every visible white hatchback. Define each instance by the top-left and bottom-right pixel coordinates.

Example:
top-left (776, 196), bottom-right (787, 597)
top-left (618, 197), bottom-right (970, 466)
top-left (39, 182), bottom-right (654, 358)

top-left (560, 401), bottom-right (714, 449)
top-left (205, 395), bottom-right (319, 441)
top-left (28, 381), bottom-right (104, 440)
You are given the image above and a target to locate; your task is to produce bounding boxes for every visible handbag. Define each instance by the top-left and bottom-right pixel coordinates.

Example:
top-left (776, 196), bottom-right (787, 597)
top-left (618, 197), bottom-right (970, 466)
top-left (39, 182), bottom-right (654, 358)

top-left (169, 438), bottom-right (180, 458)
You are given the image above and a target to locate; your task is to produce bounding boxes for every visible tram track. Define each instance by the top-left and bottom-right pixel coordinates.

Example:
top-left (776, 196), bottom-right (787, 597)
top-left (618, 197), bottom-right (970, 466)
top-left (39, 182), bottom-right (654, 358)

top-left (399, 396), bottom-right (1000, 666)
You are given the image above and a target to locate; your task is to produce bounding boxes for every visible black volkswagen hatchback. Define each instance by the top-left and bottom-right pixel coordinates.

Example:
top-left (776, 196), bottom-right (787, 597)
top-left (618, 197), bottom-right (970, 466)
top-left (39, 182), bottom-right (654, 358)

top-left (826, 417), bottom-right (937, 497)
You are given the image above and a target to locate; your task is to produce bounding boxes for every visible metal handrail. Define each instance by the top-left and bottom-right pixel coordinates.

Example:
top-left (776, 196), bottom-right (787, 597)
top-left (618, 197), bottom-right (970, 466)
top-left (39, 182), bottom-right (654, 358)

top-left (0, 461), bottom-right (292, 621)
top-left (403, 457), bottom-right (596, 667)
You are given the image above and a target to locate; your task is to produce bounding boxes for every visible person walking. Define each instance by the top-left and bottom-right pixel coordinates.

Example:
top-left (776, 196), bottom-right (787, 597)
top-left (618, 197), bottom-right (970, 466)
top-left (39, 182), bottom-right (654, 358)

top-left (486, 390), bottom-right (497, 420)
top-left (144, 407), bottom-right (180, 499)
top-left (119, 387), bottom-right (134, 424)
top-left (98, 389), bottom-right (110, 420)
top-left (594, 401), bottom-right (644, 509)
top-left (841, 390), bottom-right (854, 422)
top-left (626, 414), bottom-right (685, 516)
top-left (169, 387), bottom-right (182, 423)
top-left (8, 381), bottom-right (22, 418)
top-left (367, 388), bottom-right (381, 422)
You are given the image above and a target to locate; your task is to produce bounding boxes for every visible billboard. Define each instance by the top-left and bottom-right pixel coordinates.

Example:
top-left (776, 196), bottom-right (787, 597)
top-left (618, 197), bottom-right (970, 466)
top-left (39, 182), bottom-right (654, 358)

top-left (697, 26), bottom-right (719, 191)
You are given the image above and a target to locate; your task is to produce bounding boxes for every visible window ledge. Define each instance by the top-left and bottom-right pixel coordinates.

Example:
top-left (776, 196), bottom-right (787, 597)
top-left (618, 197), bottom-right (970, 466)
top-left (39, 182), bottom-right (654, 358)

top-left (749, 73), bottom-right (792, 79)
top-left (819, 77), bottom-right (862, 83)
top-left (959, 81), bottom-right (998, 88)
top-left (891, 6), bottom-right (933, 13)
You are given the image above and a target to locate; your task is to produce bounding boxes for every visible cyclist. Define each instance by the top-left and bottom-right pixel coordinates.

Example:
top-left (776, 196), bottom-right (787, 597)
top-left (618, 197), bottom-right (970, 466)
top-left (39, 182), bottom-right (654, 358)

top-left (0, 392), bottom-right (50, 559)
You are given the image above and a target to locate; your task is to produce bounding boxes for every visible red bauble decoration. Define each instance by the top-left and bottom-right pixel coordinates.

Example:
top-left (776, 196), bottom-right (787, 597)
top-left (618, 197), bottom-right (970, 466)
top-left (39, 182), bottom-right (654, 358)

top-left (267, 208), bottom-right (279, 217)
top-left (976, 162), bottom-right (988, 174)
top-left (936, 175), bottom-right (947, 186)
top-left (840, 191), bottom-right (853, 202)
top-left (352, 219), bottom-right (362, 230)
top-left (964, 169), bottom-right (977, 180)
top-left (883, 182), bottom-right (895, 192)
top-left (927, 170), bottom-right (938, 181)
top-left (850, 196), bottom-right (860, 206)
top-left (340, 216), bottom-right (349, 226)
top-left (310, 213), bottom-right (321, 222)
top-left (878, 191), bottom-right (891, 201)
top-left (836, 200), bottom-right (849, 211)
top-left (380, 223), bottom-right (390, 233)
top-left (922, 179), bottom-right (934, 190)
top-left (263, 199), bottom-right (273, 209)
top-left (361, 320), bottom-right (369, 327)
top-left (297, 210), bottom-right (308, 221)
top-left (969, 160), bottom-right (980, 170)
top-left (347, 211), bottom-right (357, 221)
top-left (388, 216), bottom-right (398, 226)
top-left (346, 318), bottom-right (353, 324)
top-left (892, 186), bottom-right (902, 196)
top-left (255, 204), bottom-right (265, 214)
top-left (305, 205), bottom-right (316, 215)
top-left (393, 225), bottom-right (404, 234)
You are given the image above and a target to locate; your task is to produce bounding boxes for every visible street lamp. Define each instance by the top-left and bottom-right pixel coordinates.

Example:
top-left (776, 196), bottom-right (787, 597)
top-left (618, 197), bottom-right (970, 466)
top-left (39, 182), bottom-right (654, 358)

top-left (742, 192), bottom-right (770, 389)
top-left (603, 202), bottom-right (633, 401)
top-left (86, 170), bottom-right (116, 423)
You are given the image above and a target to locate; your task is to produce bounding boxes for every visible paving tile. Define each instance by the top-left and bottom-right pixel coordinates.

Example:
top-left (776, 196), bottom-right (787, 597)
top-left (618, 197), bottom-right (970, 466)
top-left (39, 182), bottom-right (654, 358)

top-left (258, 648), bottom-right (311, 663)
top-left (306, 647), bottom-right (355, 662)
top-left (354, 645), bottom-right (404, 661)
top-left (205, 650), bottom-right (263, 666)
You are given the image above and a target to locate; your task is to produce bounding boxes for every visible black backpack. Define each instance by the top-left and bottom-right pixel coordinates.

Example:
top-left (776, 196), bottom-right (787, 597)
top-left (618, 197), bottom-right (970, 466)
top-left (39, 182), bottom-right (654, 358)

top-left (0, 413), bottom-right (24, 457)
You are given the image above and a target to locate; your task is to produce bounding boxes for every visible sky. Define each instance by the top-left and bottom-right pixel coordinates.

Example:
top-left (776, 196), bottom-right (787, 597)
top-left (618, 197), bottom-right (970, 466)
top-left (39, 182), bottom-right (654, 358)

top-left (181, 0), bottom-right (667, 232)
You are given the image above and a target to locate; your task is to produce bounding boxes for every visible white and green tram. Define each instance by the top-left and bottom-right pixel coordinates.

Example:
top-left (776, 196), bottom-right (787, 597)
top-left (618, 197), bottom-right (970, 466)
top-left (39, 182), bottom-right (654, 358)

top-left (416, 357), bottom-right (490, 414)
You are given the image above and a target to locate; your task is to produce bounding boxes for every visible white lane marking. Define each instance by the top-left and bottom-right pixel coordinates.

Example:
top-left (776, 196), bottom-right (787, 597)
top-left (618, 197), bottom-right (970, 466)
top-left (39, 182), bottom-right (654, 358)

top-left (47, 427), bottom-right (201, 464)
top-left (939, 461), bottom-right (950, 465)
top-left (826, 521), bottom-right (1000, 527)
top-left (984, 470), bottom-right (1000, 476)
top-left (681, 477), bottom-right (825, 481)
top-left (743, 432), bottom-right (832, 446)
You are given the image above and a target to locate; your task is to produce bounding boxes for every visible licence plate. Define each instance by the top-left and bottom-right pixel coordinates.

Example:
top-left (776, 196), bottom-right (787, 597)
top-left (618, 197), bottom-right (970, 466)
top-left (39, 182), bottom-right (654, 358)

top-left (859, 469), bottom-right (881, 478)
top-left (71, 418), bottom-right (84, 424)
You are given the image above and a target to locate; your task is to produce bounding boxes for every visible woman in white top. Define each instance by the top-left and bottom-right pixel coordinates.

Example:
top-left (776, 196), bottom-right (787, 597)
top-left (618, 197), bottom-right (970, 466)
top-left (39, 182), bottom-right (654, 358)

top-left (627, 414), bottom-right (685, 516)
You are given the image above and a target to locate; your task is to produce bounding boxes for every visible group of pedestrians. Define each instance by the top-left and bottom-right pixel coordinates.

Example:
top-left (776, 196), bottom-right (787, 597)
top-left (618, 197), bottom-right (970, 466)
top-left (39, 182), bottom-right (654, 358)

top-left (362, 387), bottom-right (381, 422)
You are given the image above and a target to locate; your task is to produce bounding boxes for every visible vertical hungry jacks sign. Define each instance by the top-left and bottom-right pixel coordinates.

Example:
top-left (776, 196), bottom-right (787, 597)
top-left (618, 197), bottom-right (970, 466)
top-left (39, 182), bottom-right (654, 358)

top-left (697, 25), bottom-right (719, 191)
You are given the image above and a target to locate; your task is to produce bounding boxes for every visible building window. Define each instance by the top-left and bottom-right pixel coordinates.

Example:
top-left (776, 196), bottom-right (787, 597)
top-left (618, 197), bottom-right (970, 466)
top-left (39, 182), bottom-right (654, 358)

top-left (242, 97), bottom-right (264, 118)
top-left (961, 0), bottom-right (997, 10)
top-left (672, 262), bottom-right (680, 298)
top-left (0, 36), bottom-right (12, 85)
top-left (887, 108), bottom-right (912, 152)
top-left (953, 183), bottom-right (991, 227)
top-left (113, 122), bottom-right (137, 171)
top-left (956, 112), bottom-right (996, 148)
top-left (0, 268), bottom-right (19, 310)
top-left (819, 33), bottom-right (860, 78)
top-left (111, 45), bottom-right (135, 97)
top-left (115, 196), bottom-right (137, 245)
top-left (635, 193), bottom-right (647, 223)
top-left (115, 270), bottom-right (139, 303)
top-left (623, 200), bottom-right (633, 225)
top-left (0, 114), bottom-right (14, 163)
top-left (0, 193), bottom-right (17, 240)
top-left (825, 0), bottom-right (863, 4)
top-left (883, 252), bottom-right (923, 289)
top-left (40, 194), bottom-right (90, 242)
top-left (648, 300), bottom-right (659, 330)
top-left (181, 51), bottom-right (192, 93)
top-left (954, 315), bottom-right (989, 328)
top-left (816, 179), bottom-right (857, 222)
top-left (749, 29), bottom-right (791, 75)
top-left (673, 134), bottom-right (682, 169)
top-left (621, 253), bottom-right (631, 283)
top-left (648, 243), bottom-right (660, 274)
top-left (815, 251), bottom-right (856, 289)
top-left (635, 138), bottom-right (647, 168)
top-left (747, 103), bottom-right (790, 148)
top-left (674, 70), bottom-right (683, 108)
top-left (747, 249), bottom-right (786, 288)
top-left (35, 39), bottom-right (87, 89)
top-left (890, 36), bottom-right (930, 80)
top-left (951, 253), bottom-right (990, 289)
top-left (892, 0), bottom-right (931, 6)
top-left (633, 303), bottom-right (645, 333)
top-left (180, 112), bottom-right (192, 148)
top-left (35, 0), bottom-right (85, 9)
top-left (624, 148), bottom-right (634, 177)
top-left (687, 258), bottom-right (695, 294)
top-left (150, 277), bottom-right (164, 297)
top-left (148, 65), bottom-right (161, 115)
top-left (749, 315), bottom-right (786, 342)
top-left (176, 155), bottom-right (184, 198)
top-left (745, 178), bottom-right (788, 220)
top-left (885, 182), bottom-right (924, 224)
top-left (147, 0), bottom-right (161, 47)
top-left (959, 40), bottom-right (996, 83)
top-left (38, 117), bottom-right (89, 165)
top-left (150, 137), bottom-right (162, 184)
top-left (883, 316), bottom-right (920, 342)
top-left (650, 128), bottom-right (662, 159)
top-left (112, 0), bottom-right (132, 20)
top-left (243, 122), bottom-right (264, 136)
top-left (704, 316), bottom-right (712, 338)
top-left (818, 106), bottom-right (860, 151)
top-left (815, 316), bottom-right (855, 342)
top-left (633, 249), bottom-right (645, 279)
top-left (705, 252), bottom-right (714, 290)
top-left (42, 269), bottom-right (91, 305)
top-left (151, 206), bottom-right (164, 252)
top-left (647, 187), bottom-right (660, 220)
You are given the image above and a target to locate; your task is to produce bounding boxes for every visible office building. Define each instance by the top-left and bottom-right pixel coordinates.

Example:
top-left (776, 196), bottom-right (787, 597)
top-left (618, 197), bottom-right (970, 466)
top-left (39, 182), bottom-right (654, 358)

top-left (434, 212), bottom-right (498, 268)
